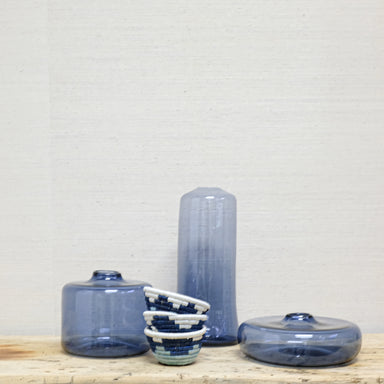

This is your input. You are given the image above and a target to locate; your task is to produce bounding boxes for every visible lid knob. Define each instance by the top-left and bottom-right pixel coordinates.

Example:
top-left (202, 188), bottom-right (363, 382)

top-left (91, 270), bottom-right (122, 281)
top-left (284, 312), bottom-right (315, 322)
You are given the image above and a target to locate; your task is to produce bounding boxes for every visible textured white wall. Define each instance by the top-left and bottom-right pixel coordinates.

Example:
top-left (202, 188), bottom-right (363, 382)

top-left (1, 0), bottom-right (383, 335)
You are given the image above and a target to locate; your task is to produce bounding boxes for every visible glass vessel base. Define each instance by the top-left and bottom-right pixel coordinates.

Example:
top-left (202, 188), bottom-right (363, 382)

top-left (241, 342), bottom-right (360, 367)
top-left (62, 336), bottom-right (149, 358)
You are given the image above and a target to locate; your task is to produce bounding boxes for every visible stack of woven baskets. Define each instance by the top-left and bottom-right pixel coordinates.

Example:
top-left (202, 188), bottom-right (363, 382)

top-left (143, 287), bottom-right (210, 366)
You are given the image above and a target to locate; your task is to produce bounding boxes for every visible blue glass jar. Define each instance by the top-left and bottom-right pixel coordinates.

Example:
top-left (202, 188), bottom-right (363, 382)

top-left (177, 187), bottom-right (238, 345)
top-left (238, 313), bottom-right (362, 366)
top-left (62, 270), bottom-right (151, 357)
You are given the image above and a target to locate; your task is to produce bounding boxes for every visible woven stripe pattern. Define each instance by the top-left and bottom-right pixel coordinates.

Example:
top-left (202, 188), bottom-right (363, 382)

top-left (145, 296), bottom-right (209, 314)
top-left (147, 321), bottom-right (205, 332)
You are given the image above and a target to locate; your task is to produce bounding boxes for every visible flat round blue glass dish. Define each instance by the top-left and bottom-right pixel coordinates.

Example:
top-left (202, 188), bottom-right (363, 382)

top-left (238, 313), bottom-right (362, 367)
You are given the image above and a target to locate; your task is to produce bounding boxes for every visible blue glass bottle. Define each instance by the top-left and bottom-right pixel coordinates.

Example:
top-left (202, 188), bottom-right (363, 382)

top-left (238, 313), bottom-right (362, 366)
top-left (177, 187), bottom-right (238, 345)
top-left (62, 270), bottom-right (151, 357)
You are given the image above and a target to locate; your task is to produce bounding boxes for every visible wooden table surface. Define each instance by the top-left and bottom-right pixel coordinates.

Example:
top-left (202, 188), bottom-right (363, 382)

top-left (0, 335), bottom-right (383, 383)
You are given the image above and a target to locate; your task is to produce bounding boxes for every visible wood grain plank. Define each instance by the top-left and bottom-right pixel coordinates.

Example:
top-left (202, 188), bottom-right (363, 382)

top-left (0, 335), bottom-right (383, 383)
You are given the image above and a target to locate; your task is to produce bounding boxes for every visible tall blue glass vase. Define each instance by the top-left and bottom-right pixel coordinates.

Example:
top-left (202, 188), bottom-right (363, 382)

top-left (177, 187), bottom-right (238, 345)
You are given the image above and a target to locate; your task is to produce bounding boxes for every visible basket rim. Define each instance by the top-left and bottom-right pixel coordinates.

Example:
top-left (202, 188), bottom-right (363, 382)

top-left (143, 310), bottom-right (208, 321)
top-left (144, 287), bottom-right (210, 309)
top-left (144, 325), bottom-right (207, 339)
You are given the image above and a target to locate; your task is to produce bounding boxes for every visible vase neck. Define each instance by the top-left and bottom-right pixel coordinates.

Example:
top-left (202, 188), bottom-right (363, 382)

top-left (91, 270), bottom-right (122, 281)
top-left (283, 313), bottom-right (316, 323)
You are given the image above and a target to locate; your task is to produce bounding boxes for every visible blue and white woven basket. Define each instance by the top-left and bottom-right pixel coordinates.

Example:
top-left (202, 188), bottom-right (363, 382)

top-left (144, 326), bottom-right (207, 366)
top-left (144, 287), bottom-right (210, 315)
top-left (143, 311), bottom-right (207, 332)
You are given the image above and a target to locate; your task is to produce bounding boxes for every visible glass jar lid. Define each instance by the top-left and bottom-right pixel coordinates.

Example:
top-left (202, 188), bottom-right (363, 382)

top-left (238, 312), bottom-right (362, 367)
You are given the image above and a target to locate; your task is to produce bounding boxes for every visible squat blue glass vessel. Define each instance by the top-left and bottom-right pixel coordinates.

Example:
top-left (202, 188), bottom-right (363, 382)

top-left (238, 313), bottom-right (362, 367)
top-left (178, 187), bottom-right (238, 346)
top-left (62, 270), bottom-right (151, 357)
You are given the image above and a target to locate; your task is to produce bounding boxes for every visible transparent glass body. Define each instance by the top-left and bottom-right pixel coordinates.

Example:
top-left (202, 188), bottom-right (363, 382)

top-left (238, 312), bottom-right (362, 366)
top-left (62, 270), bottom-right (151, 357)
top-left (177, 187), bottom-right (238, 345)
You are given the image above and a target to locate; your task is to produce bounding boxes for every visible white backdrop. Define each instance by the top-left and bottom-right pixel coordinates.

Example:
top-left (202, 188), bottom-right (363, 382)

top-left (1, 0), bottom-right (383, 335)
